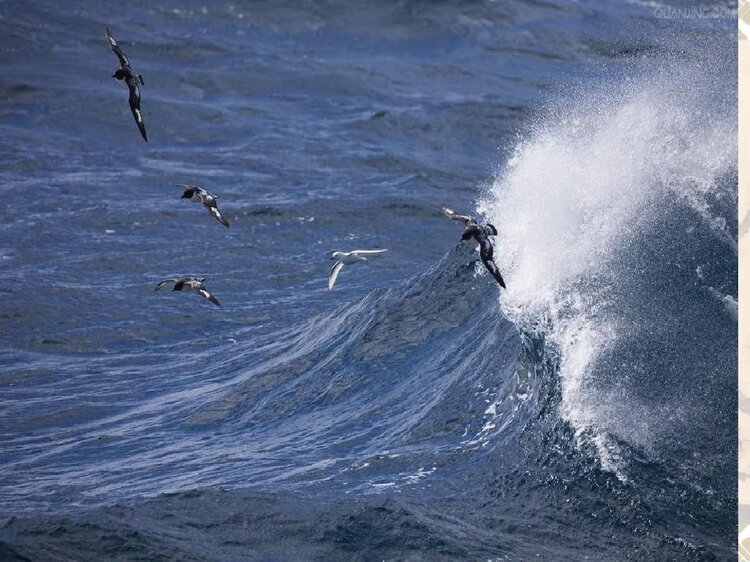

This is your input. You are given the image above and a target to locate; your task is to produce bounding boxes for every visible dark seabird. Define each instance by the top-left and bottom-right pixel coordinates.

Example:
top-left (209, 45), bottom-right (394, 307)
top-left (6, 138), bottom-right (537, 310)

top-left (106, 27), bottom-right (147, 141)
top-left (328, 249), bottom-right (387, 290)
top-left (178, 184), bottom-right (230, 228)
top-left (443, 206), bottom-right (506, 288)
top-left (155, 277), bottom-right (221, 306)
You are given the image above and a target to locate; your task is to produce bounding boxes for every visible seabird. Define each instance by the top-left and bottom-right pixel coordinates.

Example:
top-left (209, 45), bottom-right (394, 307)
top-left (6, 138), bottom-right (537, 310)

top-left (179, 184), bottom-right (230, 228)
top-left (443, 206), bottom-right (506, 288)
top-left (106, 27), bottom-right (147, 142)
top-left (328, 249), bottom-right (387, 290)
top-left (155, 277), bottom-right (221, 306)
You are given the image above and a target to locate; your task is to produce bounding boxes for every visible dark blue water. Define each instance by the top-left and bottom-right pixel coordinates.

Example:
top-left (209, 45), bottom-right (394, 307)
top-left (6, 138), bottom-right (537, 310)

top-left (0, 0), bottom-right (737, 559)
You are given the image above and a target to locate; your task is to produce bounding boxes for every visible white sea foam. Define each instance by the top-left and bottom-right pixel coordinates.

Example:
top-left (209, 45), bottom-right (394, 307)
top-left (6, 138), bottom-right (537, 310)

top-left (479, 62), bottom-right (735, 478)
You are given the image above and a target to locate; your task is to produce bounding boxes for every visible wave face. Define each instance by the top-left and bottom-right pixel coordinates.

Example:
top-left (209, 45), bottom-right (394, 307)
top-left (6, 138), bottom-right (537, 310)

top-left (0, 0), bottom-right (737, 559)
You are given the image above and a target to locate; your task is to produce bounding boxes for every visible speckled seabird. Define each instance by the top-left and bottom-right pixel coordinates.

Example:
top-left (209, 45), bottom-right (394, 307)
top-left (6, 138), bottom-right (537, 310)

top-left (106, 27), bottom-right (147, 141)
top-left (155, 277), bottom-right (221, 306)
top-left (179, 184), bottom-right (230, 228)
top-left (328, 249), bottom-right (387, 290)
top-left (443, 206), bottom-right (506, 288)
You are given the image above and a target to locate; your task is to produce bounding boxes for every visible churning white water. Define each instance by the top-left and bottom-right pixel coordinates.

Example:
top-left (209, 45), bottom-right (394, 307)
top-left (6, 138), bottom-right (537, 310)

top-left (479, 62), bottom-right (736, 479)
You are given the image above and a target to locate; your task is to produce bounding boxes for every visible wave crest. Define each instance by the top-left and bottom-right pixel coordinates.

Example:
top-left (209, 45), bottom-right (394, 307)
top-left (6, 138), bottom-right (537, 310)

top-left (479, 61), bottom-right (736, 477)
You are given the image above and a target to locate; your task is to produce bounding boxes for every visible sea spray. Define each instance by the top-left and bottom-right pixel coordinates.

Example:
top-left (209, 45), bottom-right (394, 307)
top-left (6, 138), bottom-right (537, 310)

top-left (479, 61), bottom-right (736, 478)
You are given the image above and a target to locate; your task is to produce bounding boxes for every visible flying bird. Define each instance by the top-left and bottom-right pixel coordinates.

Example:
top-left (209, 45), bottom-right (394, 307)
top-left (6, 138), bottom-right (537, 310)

top-left (328, 249), bottom-right (387, 290)
top-left (442, 206), bottom-right (506, 288)
top-left (179, 184), bottom-right (230, 228)
top-left (106, 27), bottom-right (147, 141)
top-left (155, 277), bottom-right (221, 306)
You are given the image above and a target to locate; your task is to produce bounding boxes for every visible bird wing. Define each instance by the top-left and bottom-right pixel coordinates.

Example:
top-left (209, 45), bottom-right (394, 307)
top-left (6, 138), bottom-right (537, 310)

top-left (442, 206), bottom-right (474, 224)
top-left (180, 186), bottom-right (197, 199)
top-left (127, 80), bottom-right (147, 141)
top-left (178, 184), bottom-right (207, 195)
top-left (197, 287), bottom-right (221, 306)
top-left (483, 259), bottom-right (506, 289)
top-left (328, 261), bottom-right (344, 290)
top-left (155, 279), bottom-right (178, 291)
top-left (179, 184), bottom-right (213, 201)
top-left (351, 249), bottom-right (387, 257)
top-left (106, 27), bottom-right (130, 67)
top-left (208, 205), bottom-right (230, 228)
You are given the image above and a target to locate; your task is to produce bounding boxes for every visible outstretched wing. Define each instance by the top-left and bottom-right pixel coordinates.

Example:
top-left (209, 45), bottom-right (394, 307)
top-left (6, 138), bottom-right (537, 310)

top-left (483, 259), bottom-right (506, 289)
top-left (106, 27), bottom-right (130, 67)
top-left (197, 287), bottom-right (221, 306)
top-left (127, 81), bottom-right (147, 141)
top-left (208, 205), bottom-right (230, 228)
top-left (442, 206), bottom-right (474, 224)
top-left (328, 261), bottom-right (344, 290)
top-left (178, 184), bottom-right (206, 195)
top-left (180, 186), bottom-right (197, 199)
top-left (350, 249), bottom-right (387, 257)
top-left (155, 279), bottom-right (177, 291)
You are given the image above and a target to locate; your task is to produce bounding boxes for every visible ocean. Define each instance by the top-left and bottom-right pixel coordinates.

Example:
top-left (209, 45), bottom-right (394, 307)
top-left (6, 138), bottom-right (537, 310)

top-left (0, 0), bottom-right (738, 559)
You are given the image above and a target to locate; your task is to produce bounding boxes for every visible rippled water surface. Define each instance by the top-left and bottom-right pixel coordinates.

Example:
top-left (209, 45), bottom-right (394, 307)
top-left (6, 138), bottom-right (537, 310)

top-left (0, 1), bottom-right (737, 559)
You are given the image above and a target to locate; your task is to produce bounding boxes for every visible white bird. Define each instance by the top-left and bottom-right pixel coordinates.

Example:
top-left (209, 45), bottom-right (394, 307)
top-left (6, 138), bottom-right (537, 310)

top-left (328, 249), bottom-right (387, 290)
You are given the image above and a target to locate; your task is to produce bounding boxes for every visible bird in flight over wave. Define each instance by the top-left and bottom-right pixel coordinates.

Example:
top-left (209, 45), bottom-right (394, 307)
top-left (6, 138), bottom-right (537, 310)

top-left (328, 249), bottom-right (387, 290)
top-left (155, 277), bottom-right (221, 306)
top-left (179, 184), bottom-right (230, 228)
top-left (106, 28), bottom-right (147, 142)
top-left (443, 206), bottom-right (505, 288)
